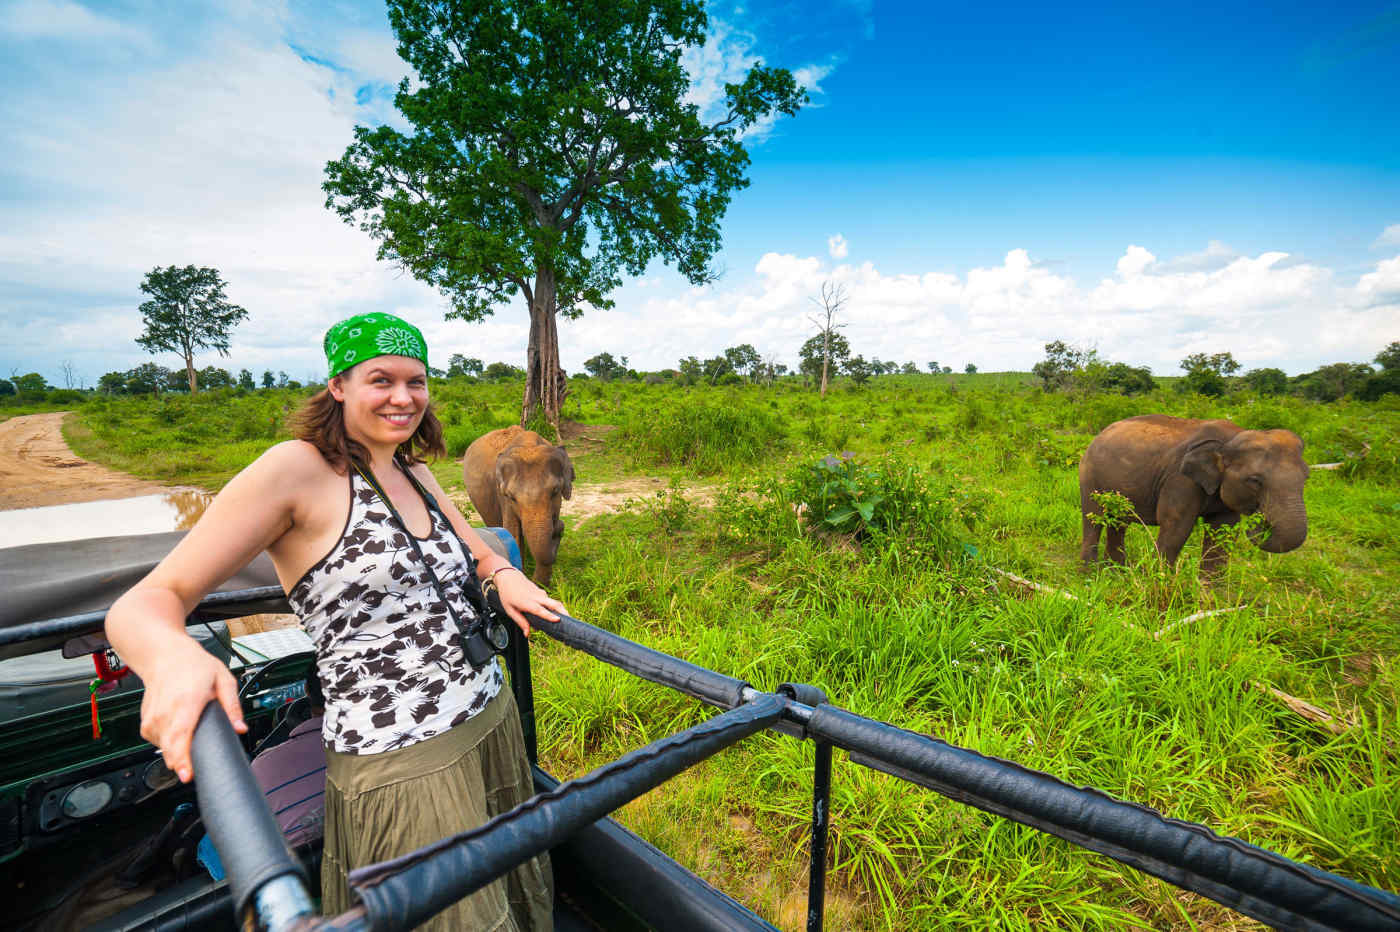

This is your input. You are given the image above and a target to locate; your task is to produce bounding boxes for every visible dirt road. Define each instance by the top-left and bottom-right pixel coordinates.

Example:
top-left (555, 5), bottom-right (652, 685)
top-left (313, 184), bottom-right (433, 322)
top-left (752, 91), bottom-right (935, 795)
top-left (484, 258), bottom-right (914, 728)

top-left (0, 412), bottom-right (166, 510)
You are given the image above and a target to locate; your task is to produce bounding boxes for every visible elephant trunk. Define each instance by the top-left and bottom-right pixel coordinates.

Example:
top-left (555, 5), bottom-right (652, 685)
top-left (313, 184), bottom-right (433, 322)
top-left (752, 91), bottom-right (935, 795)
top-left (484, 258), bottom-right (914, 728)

top-left (1255, 495), bottom-right (1308, 553)
top-left (522, 512), bottom-right (563, 586)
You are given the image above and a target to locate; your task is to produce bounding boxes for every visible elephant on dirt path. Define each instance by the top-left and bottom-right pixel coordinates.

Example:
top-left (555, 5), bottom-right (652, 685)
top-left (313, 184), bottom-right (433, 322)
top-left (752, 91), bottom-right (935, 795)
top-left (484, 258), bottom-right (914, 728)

top-left (1079, 415), bottom-right (1309, 574)
top-left (463, 426), bottom-right (574, 586)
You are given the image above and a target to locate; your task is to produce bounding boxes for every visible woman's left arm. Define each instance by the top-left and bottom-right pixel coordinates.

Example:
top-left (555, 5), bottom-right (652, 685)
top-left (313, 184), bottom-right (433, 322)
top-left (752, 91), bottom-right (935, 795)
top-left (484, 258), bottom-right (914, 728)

top-left (414, 465), bottom-right (565, 634)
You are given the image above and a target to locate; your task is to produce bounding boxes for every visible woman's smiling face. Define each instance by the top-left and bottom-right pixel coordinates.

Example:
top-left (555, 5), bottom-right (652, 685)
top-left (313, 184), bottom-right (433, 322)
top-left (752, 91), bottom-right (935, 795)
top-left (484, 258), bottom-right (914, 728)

top-left (329, 355), bottom-right (429, 450)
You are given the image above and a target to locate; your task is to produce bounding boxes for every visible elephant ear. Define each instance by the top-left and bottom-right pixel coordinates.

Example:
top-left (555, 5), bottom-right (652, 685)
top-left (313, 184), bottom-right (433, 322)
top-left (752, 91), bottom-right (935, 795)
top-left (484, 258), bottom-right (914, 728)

top-left (495, 455), bottom-right (517, 493)
top-left (1181, 436), bottom-right (1225, 496)
top-left (557, 447), bottom-right (574, 500)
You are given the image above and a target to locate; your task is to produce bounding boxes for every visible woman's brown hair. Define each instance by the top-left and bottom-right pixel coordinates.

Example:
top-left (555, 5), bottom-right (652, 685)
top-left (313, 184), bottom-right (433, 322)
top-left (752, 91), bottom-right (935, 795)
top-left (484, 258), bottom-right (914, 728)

top-left (291, 387), bottom-right (446, 472)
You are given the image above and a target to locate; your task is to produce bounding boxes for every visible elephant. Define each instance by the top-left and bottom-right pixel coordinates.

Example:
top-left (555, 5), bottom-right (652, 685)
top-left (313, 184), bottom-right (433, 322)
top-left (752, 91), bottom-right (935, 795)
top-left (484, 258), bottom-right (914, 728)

top-left (463, 426), bottom-right (574, 586)
top-left (1078, 415), bottom-right (1308, 573)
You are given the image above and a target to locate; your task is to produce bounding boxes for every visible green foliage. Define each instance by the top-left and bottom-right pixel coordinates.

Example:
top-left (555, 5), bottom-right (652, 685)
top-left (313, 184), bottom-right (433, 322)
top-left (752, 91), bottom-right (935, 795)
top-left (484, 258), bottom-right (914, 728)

top-left (1031, 340), bottom-right (1093, 390)
top-left (582, 352), bottom-right (629, 381)
top-left (1095, 361), bottom-right (1156, 395)
top-left (0, 378), bottom-right (13, 397)
top-left (700, 354), bottom-right (734, 385)
top-left (1180, 366), bottom-right (1227, 396)
top-left (1086, 489), bottom-right (1138, 530)
top-left (636, 483), bottom-right (694, 533)
top-left (619, 400), bottom-right (787, 474)
top-left (135, 265), bottom-right (248, 392)
top-left (125, 362), bottom-right (172, 395)
top-left (1357, 367), bottom-right (1400, 402)
top-left (676, 356), bottom-right (703, 386)
top-left (482, 362), bottom-right (526, 381)
top-left (798, 331), bottom-right (850, 379)
top-left (1180, 351), bottom-right (1240, 376)
top-left (1374, 341), bottom-right (1400, 371)
top-left (198, 366), bottom-right (234, 389)
top-left (13, 372), bottom-right (48, 393)
top-left (447, 354), bottom-right (484, 378)
top-left (723, 343), bottom-right (761, 381)
top-left (1243, 367), bottom-right (1289, 395)
top-left (844, 354), bottom-right (872, 385)
top-left (785, 453), bottom-right (973, 555)
top-left (1174, 351), bottom-right (1242, 396)
top-left (1295, 362), bottom-right (1376, 401)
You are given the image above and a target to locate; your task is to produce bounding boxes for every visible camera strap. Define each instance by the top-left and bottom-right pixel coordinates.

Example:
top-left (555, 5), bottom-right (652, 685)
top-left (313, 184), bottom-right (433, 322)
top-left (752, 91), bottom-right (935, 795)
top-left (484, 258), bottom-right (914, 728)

top-left (351, 458), bottom-right (492, 662)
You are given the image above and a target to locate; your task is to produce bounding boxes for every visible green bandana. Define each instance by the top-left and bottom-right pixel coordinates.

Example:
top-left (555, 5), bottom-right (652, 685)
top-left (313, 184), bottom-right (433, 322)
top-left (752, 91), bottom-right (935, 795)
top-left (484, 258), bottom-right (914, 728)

top-left (323, 313), bottom-right (429, 379)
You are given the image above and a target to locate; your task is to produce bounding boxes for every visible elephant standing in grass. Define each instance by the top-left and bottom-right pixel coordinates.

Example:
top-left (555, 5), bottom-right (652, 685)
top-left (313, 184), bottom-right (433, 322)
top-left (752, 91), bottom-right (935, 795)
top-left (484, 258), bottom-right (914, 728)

top-left (1079, 415), bottom-right (1309, 573)
top-left (464, 426), bottom-right (574, 586)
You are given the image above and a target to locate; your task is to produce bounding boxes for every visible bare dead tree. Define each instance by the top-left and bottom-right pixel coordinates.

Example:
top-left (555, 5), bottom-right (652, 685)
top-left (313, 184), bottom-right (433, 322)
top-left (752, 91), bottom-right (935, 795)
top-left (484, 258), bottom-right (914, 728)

top-left (60, 360), bottom-right (78, 389)
top-left (808, 280), bottom-right (848, 398)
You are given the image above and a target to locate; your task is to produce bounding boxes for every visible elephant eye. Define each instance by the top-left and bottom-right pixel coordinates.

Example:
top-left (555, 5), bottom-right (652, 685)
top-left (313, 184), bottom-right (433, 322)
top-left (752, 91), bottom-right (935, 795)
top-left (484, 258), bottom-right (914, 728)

top-left (1246, 475), bottom-right (1263, 487)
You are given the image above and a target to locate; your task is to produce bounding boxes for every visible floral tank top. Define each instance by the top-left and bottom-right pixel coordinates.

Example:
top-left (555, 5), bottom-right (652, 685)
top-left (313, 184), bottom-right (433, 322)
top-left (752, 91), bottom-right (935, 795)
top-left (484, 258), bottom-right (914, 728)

top-left (287, 469), bottom-right (503, 754)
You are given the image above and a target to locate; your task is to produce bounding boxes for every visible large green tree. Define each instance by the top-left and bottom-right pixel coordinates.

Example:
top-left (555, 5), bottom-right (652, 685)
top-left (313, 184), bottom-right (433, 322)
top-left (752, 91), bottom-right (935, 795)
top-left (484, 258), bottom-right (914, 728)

top-left (323, 0), bottom-right (805, 428)
top-left (135, 265), bottom-right (248, 393)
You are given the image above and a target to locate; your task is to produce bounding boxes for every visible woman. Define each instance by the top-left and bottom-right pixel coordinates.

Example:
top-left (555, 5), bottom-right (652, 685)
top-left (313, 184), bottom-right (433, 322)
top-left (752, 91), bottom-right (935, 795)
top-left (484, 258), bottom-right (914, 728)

top-left (106, 313), bottom-right (557, 930)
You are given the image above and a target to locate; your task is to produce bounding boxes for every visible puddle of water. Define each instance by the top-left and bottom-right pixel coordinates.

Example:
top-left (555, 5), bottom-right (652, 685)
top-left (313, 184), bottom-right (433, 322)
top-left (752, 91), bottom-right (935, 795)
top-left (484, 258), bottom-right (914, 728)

top-left (0, 490), bottom-right (215, 549)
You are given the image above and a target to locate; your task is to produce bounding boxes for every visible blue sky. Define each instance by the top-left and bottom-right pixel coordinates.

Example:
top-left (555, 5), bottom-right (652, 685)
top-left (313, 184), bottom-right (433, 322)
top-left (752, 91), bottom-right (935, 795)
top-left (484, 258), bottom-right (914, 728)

top-left (1, 0), bottom-right (1397, 387)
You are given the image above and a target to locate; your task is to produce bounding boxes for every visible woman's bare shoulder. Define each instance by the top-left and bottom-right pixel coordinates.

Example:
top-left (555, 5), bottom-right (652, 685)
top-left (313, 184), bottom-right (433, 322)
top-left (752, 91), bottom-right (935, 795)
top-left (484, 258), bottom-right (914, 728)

top-left (252, 440), bottom-right (340, 475)
top-left (223, 441), bottom-right (341, 497)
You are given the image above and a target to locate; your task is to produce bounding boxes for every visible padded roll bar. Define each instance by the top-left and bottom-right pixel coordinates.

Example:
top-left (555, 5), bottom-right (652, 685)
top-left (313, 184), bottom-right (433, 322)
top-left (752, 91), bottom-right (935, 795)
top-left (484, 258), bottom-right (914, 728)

top-left (189, 701), bottom-right (313, 929)
top-left (809, 703), bottom-right (1400, 931)
top-left (533, 612), bottom-right (751, 709)
top-left (345, 694), bottom-right (786, 931)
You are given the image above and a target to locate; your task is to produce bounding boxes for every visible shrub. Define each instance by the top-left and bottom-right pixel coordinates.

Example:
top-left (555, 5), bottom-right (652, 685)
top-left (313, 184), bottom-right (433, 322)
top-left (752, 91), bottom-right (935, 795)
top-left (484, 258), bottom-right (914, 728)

top-left (620, 402), bottom-right (786, 474)
top-left (785, 453), bottom-right (974, 560)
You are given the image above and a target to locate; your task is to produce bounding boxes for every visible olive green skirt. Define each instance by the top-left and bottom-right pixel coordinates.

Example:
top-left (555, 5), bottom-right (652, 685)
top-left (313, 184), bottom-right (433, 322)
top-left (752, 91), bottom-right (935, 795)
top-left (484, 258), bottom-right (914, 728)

top-left (322, 687), bottom-right (553, 931)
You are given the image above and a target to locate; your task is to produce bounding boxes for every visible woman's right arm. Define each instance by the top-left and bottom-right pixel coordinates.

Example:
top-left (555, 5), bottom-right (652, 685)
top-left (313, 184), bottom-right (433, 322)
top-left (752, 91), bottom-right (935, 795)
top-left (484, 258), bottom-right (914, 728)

top-left (105, 442), bottom-right (315, 783)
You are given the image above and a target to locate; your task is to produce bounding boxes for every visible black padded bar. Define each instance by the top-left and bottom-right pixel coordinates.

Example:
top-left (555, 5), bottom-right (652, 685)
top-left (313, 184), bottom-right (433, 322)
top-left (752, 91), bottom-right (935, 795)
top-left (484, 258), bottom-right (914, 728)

top-left (532, 612), bottom-right (750, 710)
top-left (805, 704), bottom-right (1400, 932)
top-left (346, 694), bottom-right (786, 932)
top-left (189, 701), bottom-right (308, 921)
top-left (535, 769), bottom-right (780, 931)
top-left (0, 585), bottom-right (289, 648)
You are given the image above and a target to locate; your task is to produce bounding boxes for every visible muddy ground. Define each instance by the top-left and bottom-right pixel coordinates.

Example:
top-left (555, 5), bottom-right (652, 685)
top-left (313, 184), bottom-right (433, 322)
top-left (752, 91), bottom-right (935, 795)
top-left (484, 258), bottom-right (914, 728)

top-left (0, 412), bottom-right (166, 509)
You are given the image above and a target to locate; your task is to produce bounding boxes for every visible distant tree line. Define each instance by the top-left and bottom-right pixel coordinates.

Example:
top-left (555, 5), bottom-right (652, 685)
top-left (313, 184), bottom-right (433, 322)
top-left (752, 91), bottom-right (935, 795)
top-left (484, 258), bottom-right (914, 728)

top-left (1031, 340), bottom-right (1400, 401)
top-left (93, 365), bottom-right (309, 395)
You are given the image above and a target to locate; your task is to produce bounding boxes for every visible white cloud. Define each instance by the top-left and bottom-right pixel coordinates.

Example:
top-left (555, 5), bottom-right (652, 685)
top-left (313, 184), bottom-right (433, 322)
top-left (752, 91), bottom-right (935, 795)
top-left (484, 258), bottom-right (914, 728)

top-left (793, 62), bottom-right (835, 98)
top-left (1115, 245), bottom-right (1155, 278)
top-left (0, 0), bottom-right (148, 43)
top-left (827, 233), bottom-right (848, 259)
top-left (680, 18), bottom-right (832, 140)
top-left (1156, 239), bottom-right (1238, 272)
top-left (556, 244), bottom-right (1400, 378)
top-left (1375, 224), bottom-right (1400, 248)
top-left (1354, 255), bottom-right (1400, 309)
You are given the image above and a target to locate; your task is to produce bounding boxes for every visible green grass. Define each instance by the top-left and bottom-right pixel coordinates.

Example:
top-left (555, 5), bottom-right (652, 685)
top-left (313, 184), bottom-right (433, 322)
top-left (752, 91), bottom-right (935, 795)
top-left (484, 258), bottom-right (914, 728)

top-left (60, 374), bottom-right (1400, 930)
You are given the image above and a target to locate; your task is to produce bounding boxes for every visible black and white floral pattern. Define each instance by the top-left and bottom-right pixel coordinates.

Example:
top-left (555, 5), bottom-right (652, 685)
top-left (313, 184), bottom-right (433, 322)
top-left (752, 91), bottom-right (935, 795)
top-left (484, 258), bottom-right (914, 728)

top-left (288, 473), bottom-right (502, 754)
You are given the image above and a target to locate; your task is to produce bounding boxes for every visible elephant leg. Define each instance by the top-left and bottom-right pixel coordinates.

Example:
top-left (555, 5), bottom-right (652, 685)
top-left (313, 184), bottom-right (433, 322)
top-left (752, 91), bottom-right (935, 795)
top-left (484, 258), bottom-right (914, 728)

top-left (1201, 513), bottom-right (1239, 576)
top-left (1080, 514), bottom-right (1102, 564)
top-left (1154, 520), bottom-right (1195, 566)
top-left (1105, 526), bottom-right (1127, 564)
